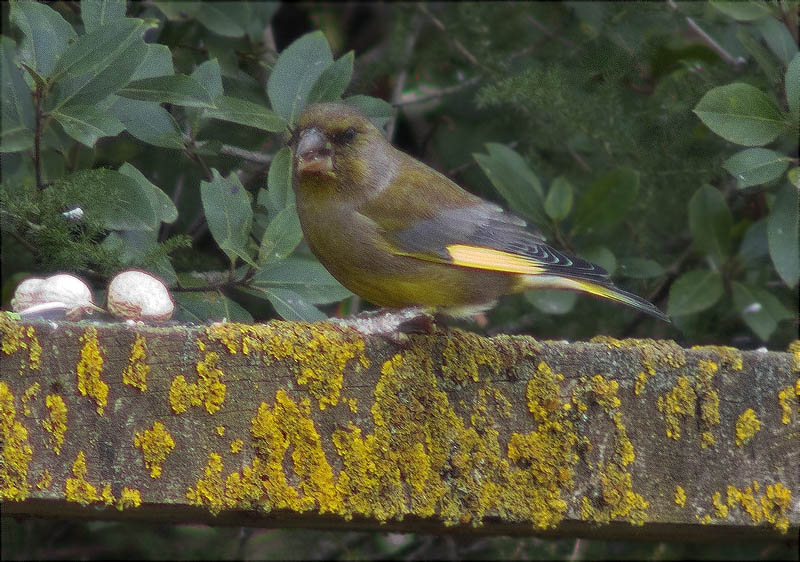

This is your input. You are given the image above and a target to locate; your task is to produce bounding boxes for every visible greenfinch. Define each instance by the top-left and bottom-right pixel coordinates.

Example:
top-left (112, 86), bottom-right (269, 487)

top-left (290, 102), bottom-right (669, 322)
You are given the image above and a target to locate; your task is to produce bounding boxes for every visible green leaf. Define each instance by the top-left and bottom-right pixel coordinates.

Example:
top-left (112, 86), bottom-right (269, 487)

top-left (258, 205), bottom-right (303, 265)
top-left (118, 162), bottom-right (178, 225)
top-left (117, 74), bottom-right (214, 107)
top-left (788, 167), bottom-right (800, 188)
top-left (578, 246), bottom-right (616, 275)
top-left (108, 97), bottom-right (184, 149)
top-left (618, 258), bottom-right (665, 279)
top-left (191, 58), bottom-right (223, 99)
top-left (48, 25), bottom-right (149, 110)
top-left (101, 230), bottom-right (177, 286)
top-left (693, 83), bottom-right (786, 146)
top-left (10, 0), bottom-right (76, 78)
top-left (474, 143), bottom-right (545, 226)
top-left (203, 95), bottom-right (286, 132)
top-left (573, 168), bottom-right (639, 234)
top-left (130, 44), bottom-right (175, 81)
top-left (192, 3), bottom-right (246, 38)
top-left (253, 287), bottom-right (326, 322)
top-left (525, 289), bottom-right (578, 315)
top-left (201, 169), bottom-right (255, 267)
top-left (308, 51), bottom-right (354, 104)
top-left (723, 148), bottom-right (790, 188)
top-left (174, 291), bottom-right (253, 323)
top-left (787, 53), bottom-right (800, 121)
top-left (63, 169), bottom-right (157, 231)
top-left (756, 16), bottom-right (798, 66)
top-left (267, 31), bottom-right (333, 125)
top-left (265, 147), bottom-right (294, 214)
top-left (50, 104), bottom-right (125, 146)
top-left (738, 219), bottom-right (769, 264)
top-left (342, 95), bottom-right (394, 129)
top-left (544, 176), bottom-right (573, 221)
top-left (736, 27), bottom-right (780, 87)
top-left (81, 0), bottom-right (126, 33)
top-left (767, 183), bottom-right (799, 288)
top-left (252, 257), bottom-right (353, 304)
top-left (0, 36), bottom-right (35, 152)
top-left (667, 270), bottom-right (724, 317)
top-left (688, 184), bottom-right (732, 265)
top-left (732, 282), bottom-right (793, 341)
top-left (709, 1), bottom-right (771, 21)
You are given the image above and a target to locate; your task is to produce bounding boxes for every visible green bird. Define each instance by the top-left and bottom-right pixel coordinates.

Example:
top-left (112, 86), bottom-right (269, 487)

top-left (290, 102), bottom-right (669, 323)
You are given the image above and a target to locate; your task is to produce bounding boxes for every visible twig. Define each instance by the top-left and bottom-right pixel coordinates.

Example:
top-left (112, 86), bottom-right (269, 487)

top-left (667, 0), bottom-right (746, 67)
top-left (526, 15), bottom-right (577, 49)
top-left (386, 14), bottom-right (423, 142)
top-left (394, 75), bottom-right (483, 107)
top-left (417, 4), bottom-right (490, 72)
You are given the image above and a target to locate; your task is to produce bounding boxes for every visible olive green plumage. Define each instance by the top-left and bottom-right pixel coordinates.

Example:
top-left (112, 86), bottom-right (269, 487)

top-left (290, 102), bottom-right (668, 322)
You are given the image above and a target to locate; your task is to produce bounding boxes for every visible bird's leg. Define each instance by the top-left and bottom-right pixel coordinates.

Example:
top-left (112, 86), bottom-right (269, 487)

top-left (329, 306), bottom-right (436, 337)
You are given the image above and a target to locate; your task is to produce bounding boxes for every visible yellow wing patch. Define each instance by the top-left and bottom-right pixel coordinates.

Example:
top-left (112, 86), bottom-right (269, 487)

top-left (446, 244), bottom-right (545, 275)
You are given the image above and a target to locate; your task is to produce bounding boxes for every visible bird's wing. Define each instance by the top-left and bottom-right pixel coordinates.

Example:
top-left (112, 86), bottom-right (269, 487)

top-left (358, 164), bottom-right (608, 281)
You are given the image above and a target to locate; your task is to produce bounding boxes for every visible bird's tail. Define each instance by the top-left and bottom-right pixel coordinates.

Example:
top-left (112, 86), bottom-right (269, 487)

top-left (522, 274), bottom-right (670, 322)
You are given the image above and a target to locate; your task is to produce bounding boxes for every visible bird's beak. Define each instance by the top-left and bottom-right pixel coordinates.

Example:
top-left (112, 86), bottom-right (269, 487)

top-left (296, 128), bottom-right (334, 174)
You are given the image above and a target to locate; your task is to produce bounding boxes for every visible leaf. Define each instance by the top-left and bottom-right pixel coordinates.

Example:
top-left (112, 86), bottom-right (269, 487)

top-left (709, 1), bottom-right (771, 21)
top-left (573, 168), bottom-right (640, 234)
top-left (118, 162), bottom-right (178, 225)
top-left (0, 36), bottom-right (35, 152)
top-left (50, 104), bottom-right (125, 146)
top-left (252, 257), bottom-right (353, 304)
top-left (578, 246), bottom-right (616, 275)
top-left (732, 281), bottom-right (792, 341)
top-left (693, 83), bottom-right (786, 146)
top-left (667, 270), bottom-right (724, 317)
top-left (474, 143), bottom-right (545, 226)
top-left (618, 258), bottom-right (665, 279)
top-left (201, 169), bottom-right (255, 267)
top-left (174, 291), bottom-right (253, 323)
top-left (63, 169), bottom-right (157, 231)
top-left (688, 184), bottom-right (732, 265)
top-left (722, 148), bottom-right (790, 189)
top-left (544, 176), bottom-right (573, 221)
top-left (738, 219), bottom-right (769, 264)
top-left (130, 44), bottom-right (175, 81)
top-left (307, 51), bottom-right (354, 104)
top-left (756, 16), bottom-right (798, 66)
top-left (192, 3), bottom-right (246, 38)
top-left (248, 287), bottom-right (326, 322)
top-left (788, 167), bottom-right (800, 188)
top-left (108, 97), bottom-right (184, 149)
top-left (101, 230), bottom-right (177, 287)
top-left (787, 53), bottom-right (800, 121)
top-left (525, 289), bottom-right (578, 315)
top-left (258, 205), bottom-right (303, 265)
top-left (767, 183), bottom-right (799, 288)
top-left (735, 27), bottom-right (780, 87)
top-left (264, 147), bottom-right (294, 214)
top-left (203, 95), bottom-right (286, 132)
top-left (117, 74), bottom-right (214, 107)
top-left (191, 58), bottom-right (223, 99)
top-left (81, 0), bottom-right (126, 33)
top-left (267, 31), bottom-right (333, 125)
top-left (342, 95), bottom-right (394, 129)
top-left (9, 0), bottom-right (76, 78)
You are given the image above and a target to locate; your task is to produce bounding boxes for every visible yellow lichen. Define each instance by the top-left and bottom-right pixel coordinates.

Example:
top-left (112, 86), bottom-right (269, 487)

top-left (695, 360), bottom-right (720, 448)
top-left (0, 382), bottom-right (33, 501)
top-left (0, 317), bottom-right (42, 372)
top-left (187, 452), bottom-right (225, 515)
top-left (592, 337), bottom-right (686, 377)
top-left (133, 421), bottom-right (175, 478)
top-left (36, 469), bottom-right (52, 490)
top-left (117, 487), bottom-right (142, 510)
top-left (658, 376), bottom-right (696, 440)
top-left (216, 425), bottom-right (225, 436)
top-left (712, 491), bottom-right (728, 518)
top-left (65, 451), bottom-right (99, 505)
top-left (101, 483), bottom-right (115, 506)
top-left (22, 382), bottom-right (40, 416)
top-left (727, 481), bottom-right (792, 533)
top-left (674, 486), bottom-right (686, 507)
top-left (691, 345), bottom-right (743, 371)
top-left (230, 439), bottom-right (243, 453)
top-left (205, 322), bottom-right (370, 411)
top-left (77, 327), bottom-right (108, 415)
top-left (777, 386), bottom-right (795, 424)
top-left (597, 462), bottom-right (649, 525)
top-left (735, 408), bottom-right (761, 446)
top-left (786, 340), bottom-right (799, 372)
top-left (42, 394), bottom-right (67, 454)
top-left (634, 372), bottom-right (647, 395)
top-left (122, 334), bottom-right (149, 391)
top-left (168, 352), bottom-right (226, 414)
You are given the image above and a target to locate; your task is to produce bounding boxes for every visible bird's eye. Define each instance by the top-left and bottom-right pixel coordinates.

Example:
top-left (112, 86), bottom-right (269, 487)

top-left (335, 127), bottom-right (357, 144)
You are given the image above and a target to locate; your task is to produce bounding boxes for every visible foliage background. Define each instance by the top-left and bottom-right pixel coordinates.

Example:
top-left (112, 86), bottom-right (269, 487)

top-left (1, 1), bottom-right (798, 560)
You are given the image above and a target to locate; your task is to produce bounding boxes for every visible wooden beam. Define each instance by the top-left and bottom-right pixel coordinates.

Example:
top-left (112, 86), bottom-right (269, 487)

top-left (1, 316), bottom-right (798, 541)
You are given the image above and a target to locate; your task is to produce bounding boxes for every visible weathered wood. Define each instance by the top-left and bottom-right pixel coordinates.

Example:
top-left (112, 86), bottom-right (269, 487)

top-left (1, 315), bottom-right (798, 541)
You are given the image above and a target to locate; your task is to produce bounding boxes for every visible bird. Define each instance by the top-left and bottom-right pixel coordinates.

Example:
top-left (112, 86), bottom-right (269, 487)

top-left (289, 102), bottom-right (669, 326)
